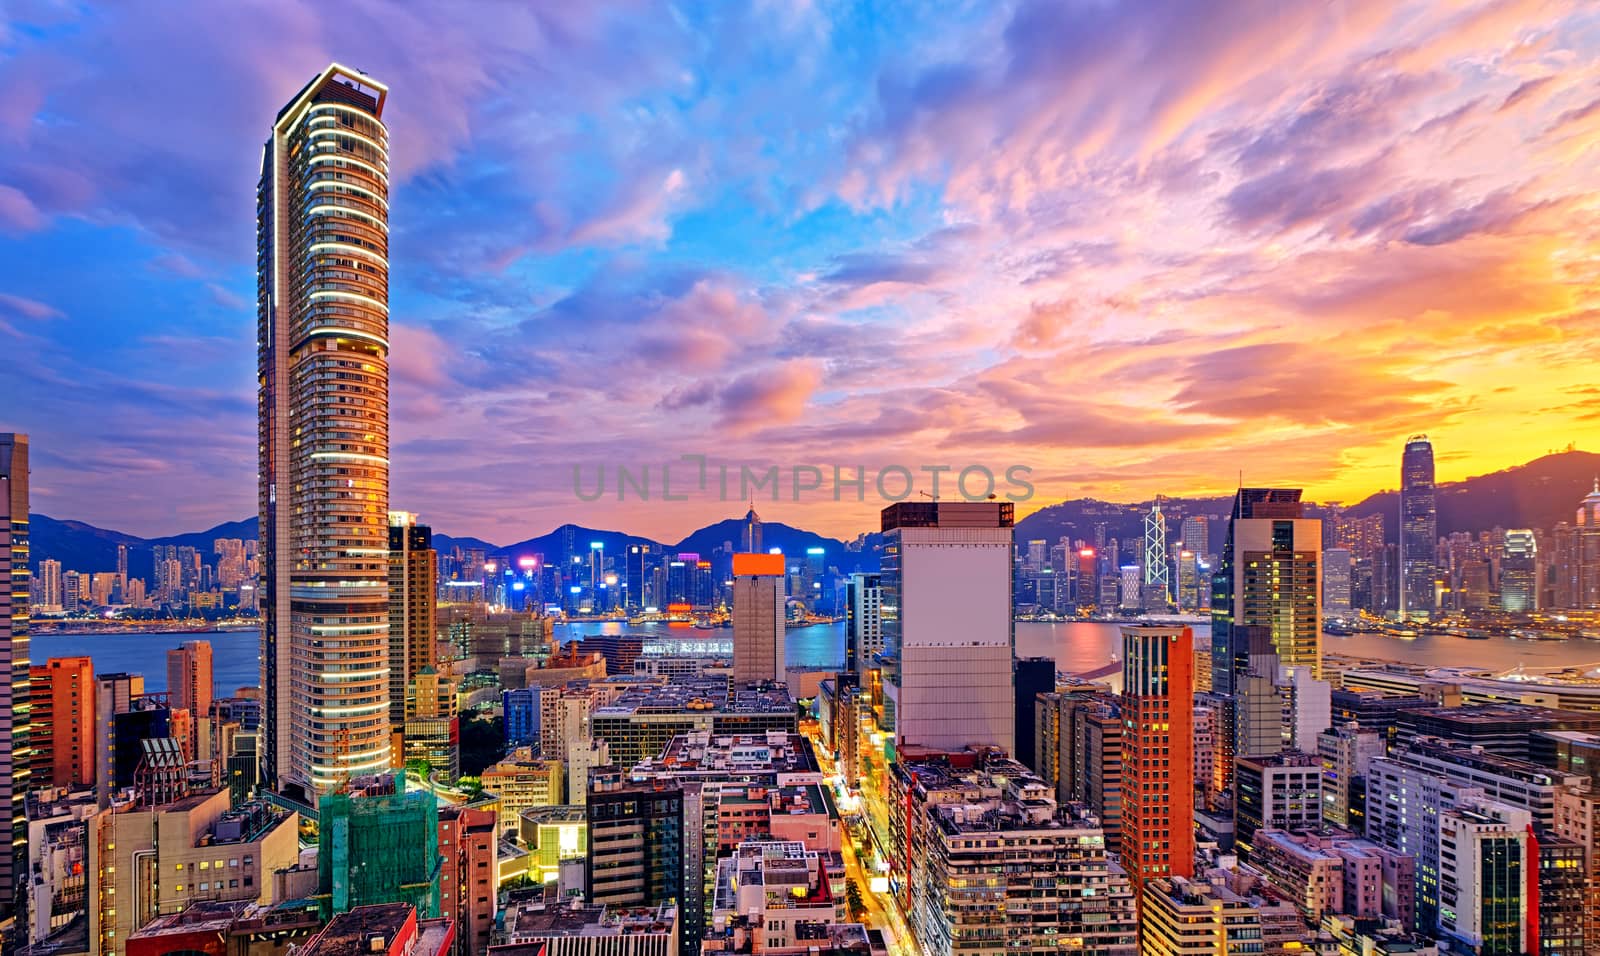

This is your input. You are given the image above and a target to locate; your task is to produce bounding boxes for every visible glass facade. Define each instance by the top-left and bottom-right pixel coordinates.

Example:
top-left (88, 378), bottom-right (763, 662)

top-left (259, 65), bottom-right (393, 796)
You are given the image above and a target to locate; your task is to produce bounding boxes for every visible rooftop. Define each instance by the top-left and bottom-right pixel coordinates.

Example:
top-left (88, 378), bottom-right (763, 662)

top-left (127, 900), bottom-right (251, 939)
top-left (591, 679), bottom-right (795, 718)
top-left (636, 731), bottom-right (820, 776)
top-left (498, 887), bottom-right (677, 942)
top-left (301, 904), bottom-right (419, 956)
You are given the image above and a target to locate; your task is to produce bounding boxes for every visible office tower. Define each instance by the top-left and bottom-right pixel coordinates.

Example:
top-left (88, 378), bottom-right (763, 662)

top-left (502, 687), bottom-right (539, 748)
top-left (1143, 499), bottom-right (1170, 608)
top-left (38, 558), bottom-right (61, 612)
top-left (1283, 665), bottom-right (1331, 752)
top-left (1436, 800), bottom-right (1535, 954)
top-left (1120, 625), bottom-right (1194, 896)
top-left (1233, 751), bottom-right (1322, 859)
top-left (1012, 657), bottom-right (1055, 773)
top-left (880, 502), bottom-right (1015, 754)
top-left (585, 772), bottom-right (685, 951)
top-left (389, 512), bottom-right (437, 736)
top-left (403, 667), bottom-right (459, 780)
top-left (166, 638), bottom-right (214, 731)
top-left (30, 656), bottom-right (96, 788)
top-left (1075, 699), bottom-right (1125, 853)
top-left (1574, 480), bottom-right (1600, 609)
top-left (1400, 435), bottom-right (1438, 617)
top-left (742, 504), bottom-right (762, 554)
top-left (1118, 564), bottom-right (1140, 610)
top-left (1179, 514), bottom-right (1209, 557)
top-left (1212, 488), bottom-right (1323, 693)
top-left (731, 552), bottom-right (786, 686)
top-left (0, 433), bottom-right (29, 917)
top-left (843, 572), bottom-right (882, 678)
top-left (1501, 529), bottom-right (1537, 612)
top-left (258, 64), bottom-right (392, 797)
top-left (624, 543), bottom-right (650, 610)
top-left (115, 543), bottom-right (127, 597)
top-left (1211, 488), bottom-right (1321, 787)
top-left (1322, 547), bottom-right (1353, 614)
top-left (1318, 722), bottom-right (1384, 830)
top-left (88, 571), bottom-right (116, 608)
top-left (94, 672), bottom-right (145, 807)
top-left (1365, 756), bottom-right (1489, 934)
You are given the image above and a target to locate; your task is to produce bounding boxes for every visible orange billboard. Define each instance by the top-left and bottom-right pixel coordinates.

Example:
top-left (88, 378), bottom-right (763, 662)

top-left (732, 552), bottom-right (787, 576)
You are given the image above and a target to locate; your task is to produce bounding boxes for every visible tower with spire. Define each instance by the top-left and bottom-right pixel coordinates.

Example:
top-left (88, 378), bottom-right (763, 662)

top-left (744, 501), bottom-right (763, 553)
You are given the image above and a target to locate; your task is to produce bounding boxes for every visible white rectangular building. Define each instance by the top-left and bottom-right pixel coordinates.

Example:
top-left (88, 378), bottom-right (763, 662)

top-left (880, 502), bottom-right (1014, 755)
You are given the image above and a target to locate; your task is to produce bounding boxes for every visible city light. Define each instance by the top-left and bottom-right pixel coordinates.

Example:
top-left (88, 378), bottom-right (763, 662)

top-left (14, 10), bottom-right (1600, 955)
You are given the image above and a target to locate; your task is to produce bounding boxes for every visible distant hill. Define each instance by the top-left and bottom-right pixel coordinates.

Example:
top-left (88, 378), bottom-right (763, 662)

top-left (1344, 449), bottom-right (1600, 542)
top-left (494, 523), bottom-right (665, 563)
top-left (30, 450), bottom-right (1597, 573)
top-left (29, 514), bottom-right (146, 578)
top-left (671, 518), bottom-right (877, 575)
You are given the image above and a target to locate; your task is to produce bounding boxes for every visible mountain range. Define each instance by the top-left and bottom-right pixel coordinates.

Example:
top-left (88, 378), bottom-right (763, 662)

top-left (29, 449), bottom-right (1599, 578)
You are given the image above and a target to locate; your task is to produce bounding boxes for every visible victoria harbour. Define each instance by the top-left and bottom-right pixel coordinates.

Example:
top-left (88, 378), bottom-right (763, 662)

top-left (36, 621), bottom-right (1600, 700)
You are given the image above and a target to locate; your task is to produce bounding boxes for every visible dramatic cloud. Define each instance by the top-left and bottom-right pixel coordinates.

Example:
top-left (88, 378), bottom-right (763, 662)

top-left (2, 1), bottom-right (1599, 540)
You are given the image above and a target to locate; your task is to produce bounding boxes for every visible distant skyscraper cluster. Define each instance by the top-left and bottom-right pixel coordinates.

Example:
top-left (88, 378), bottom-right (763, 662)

top-left (10, 53), bottom-right (1600, 956)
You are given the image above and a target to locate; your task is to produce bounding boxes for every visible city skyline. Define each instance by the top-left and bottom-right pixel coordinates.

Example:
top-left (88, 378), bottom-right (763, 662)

top-left (4, 3), bottom-right (1600, 541)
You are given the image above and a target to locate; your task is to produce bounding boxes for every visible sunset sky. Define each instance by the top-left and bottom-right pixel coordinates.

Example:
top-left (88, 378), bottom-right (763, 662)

top-left (1, 1), bottom-right (1597, 542)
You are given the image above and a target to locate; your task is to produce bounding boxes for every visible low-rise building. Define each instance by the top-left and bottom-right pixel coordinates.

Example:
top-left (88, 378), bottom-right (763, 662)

top-left (1234, 751), bottom-right (1323, 859)
top-left (89, 790), bottom-right (299, 956)
top-left (480, 750), bottom-right (564, 828)
top-left (299, 904), bottom-right (455, 956)
top-left (518, 806), bottom-right (587, 889)
top-left (491, 887), bottom-right (676, 956)
top-left (704, 841), bottom-right (839, 954)
top-left (589, 681), bottom-right (798, 770)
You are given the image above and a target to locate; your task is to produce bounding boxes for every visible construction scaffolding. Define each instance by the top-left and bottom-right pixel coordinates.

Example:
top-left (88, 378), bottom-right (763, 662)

top-left (316, 771), bottom-right (443, 918)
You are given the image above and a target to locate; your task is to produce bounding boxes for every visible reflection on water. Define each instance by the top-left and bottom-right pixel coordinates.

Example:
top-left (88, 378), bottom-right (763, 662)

top-left (36, 621), bottom-right (1600, 701)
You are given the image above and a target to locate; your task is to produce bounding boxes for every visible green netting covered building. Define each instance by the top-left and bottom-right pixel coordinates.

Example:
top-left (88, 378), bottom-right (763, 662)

top-left (317, 772), bottom-right (443, 918)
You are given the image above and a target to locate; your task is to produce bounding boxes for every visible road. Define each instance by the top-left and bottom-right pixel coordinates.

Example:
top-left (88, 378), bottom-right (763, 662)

top-left (804, 725), bottom-right (923, 956)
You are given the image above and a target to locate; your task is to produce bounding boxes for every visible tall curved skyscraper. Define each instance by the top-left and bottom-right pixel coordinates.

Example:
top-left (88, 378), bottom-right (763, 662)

top-left (1400, 435), bottom-right (1437, 619)
top-left (258, 64), bottom-right (392, 797)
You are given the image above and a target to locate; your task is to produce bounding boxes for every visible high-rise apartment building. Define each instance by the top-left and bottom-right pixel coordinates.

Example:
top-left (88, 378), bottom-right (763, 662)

top-left (731, 552), bottom-right (786, 686)
top-left (1400, 435), bottom-right (1438, 617)
top-left (389, 513), bottom-right (437, 736)
top-left (38, 557), bottom-right (61, 612)
top-left (258, 64), bottom-right (392, 796)
top-left (880, 502), bottom-right (1015, 754)
top-left (903, 757), bottom-right (1138, 956)
top-left (1120, 625), bottom-right (1194, 897)
top-left (1, 432), bottom-right (30, 916)
top-left (31, 656), bottom-right (96, 788)
top-left (843, 572), bottom-right (882, 678)
top-left (166, 640), bottom-right (214, 751)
